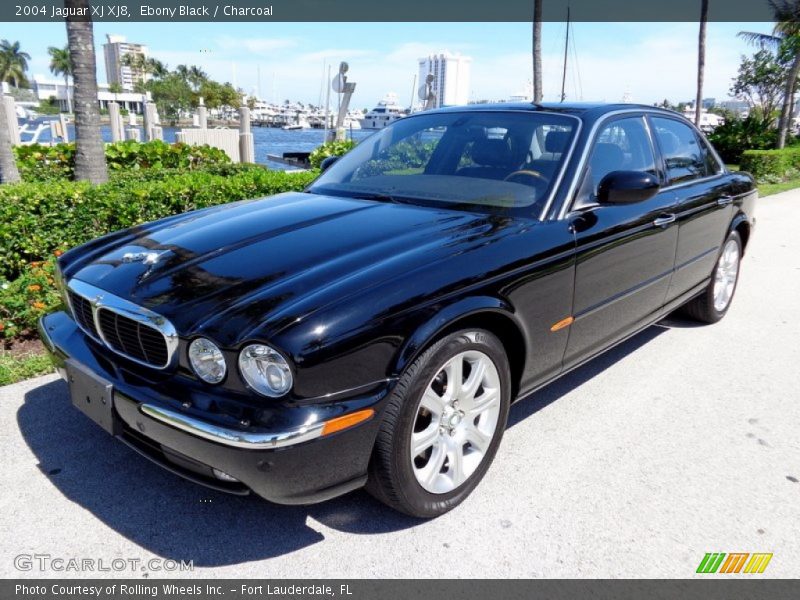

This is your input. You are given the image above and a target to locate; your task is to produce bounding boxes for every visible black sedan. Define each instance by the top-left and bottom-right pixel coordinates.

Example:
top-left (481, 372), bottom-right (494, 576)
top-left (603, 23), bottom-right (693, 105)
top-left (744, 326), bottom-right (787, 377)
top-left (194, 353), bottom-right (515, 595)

top-left (40, 103), bottom-right (756, 517)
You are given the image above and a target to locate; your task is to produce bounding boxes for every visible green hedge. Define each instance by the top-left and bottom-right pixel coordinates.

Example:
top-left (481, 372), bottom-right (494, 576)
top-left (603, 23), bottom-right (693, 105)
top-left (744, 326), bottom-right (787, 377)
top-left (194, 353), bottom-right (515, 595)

top-left (739, 147), bottom-right (800, 182)
top-left (308, 139), bottom-right (356, 169)
top-left (0, 165), bottom-right (319, 338)
top-left (14, 140), bottom-right (231, 182)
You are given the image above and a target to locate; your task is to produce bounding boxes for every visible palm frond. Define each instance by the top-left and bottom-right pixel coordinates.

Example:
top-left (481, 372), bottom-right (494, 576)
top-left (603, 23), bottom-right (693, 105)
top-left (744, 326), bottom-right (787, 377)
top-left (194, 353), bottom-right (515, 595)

top-left (738, 30), bottom-right (783, 48)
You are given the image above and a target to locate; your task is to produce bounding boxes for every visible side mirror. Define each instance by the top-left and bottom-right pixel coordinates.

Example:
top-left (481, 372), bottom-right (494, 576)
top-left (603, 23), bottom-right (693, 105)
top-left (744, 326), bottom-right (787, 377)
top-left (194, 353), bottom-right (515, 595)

top-left (597, 171), bottom-right (660, 205)
top-left (319, 156), bottom-right (339, 173)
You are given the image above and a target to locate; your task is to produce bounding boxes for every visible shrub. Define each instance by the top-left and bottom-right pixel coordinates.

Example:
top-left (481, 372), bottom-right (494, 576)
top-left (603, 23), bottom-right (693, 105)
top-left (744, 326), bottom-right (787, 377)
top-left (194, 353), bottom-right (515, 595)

top-left (0, 164), bottom-right (318, 282)
top-left (707, 115), bottom-right (779, 164)
top-left (0, 255), bottom-right (63, 340)
top-left (740, 147), bottom-right (800, 181)
top-left (309, 139), bottom-right (357, 169)
top-left (14, 140), bottom-right (231, 182)
top-left (0, 165), bottom-right (319, 338)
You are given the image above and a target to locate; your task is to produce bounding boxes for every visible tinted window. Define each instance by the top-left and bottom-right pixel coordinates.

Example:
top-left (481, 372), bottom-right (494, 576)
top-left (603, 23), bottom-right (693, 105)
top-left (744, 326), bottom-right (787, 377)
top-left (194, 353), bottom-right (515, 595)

top-left (652, 117), bottom-right (708, 184)
top-left (587, 116), bottom-right (657, 196)
top-left (698, 135), bottom-right (723, 176)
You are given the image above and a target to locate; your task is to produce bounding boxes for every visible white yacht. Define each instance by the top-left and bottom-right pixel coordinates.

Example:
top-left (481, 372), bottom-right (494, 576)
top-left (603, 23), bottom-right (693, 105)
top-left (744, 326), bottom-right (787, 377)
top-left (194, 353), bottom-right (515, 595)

top-left (362, 93), bottom-right (406, 129)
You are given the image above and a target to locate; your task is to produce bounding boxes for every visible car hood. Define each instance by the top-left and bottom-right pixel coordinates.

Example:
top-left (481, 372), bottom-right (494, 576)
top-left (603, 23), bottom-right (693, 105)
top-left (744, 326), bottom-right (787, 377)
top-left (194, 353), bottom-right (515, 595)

top-left (66, 192), bottom-right (510, 345)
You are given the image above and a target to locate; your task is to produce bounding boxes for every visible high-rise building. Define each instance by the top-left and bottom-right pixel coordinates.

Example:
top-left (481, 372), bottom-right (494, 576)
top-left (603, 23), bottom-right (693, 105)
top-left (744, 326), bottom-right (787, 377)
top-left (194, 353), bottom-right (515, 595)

top-left (417, 51), bottom-right (471, 109)
top-left (103, 34), bottom-right (149, 90)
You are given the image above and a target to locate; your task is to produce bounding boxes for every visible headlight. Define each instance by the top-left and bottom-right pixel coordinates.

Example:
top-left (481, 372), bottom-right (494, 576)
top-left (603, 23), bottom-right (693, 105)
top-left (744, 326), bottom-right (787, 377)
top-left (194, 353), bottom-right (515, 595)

top-left (188, 337), bottom-right (227, 384)
top-left (54, 259), bottom-right (69, 310)
top-left (238, 344), bottom-right (293, 397)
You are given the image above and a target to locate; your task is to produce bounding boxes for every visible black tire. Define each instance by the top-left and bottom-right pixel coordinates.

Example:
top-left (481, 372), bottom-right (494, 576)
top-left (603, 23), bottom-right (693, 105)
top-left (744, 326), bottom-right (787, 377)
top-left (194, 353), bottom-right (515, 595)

top-left (683, 230), bottom-right (742, 324)
top-left (366, 329), bottom-right (511, 518)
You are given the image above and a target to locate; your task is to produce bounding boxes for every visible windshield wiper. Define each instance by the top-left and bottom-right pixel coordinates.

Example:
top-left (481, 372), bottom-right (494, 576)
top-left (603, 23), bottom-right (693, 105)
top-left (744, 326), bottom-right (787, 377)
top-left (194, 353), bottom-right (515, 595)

top-left (344, 191), bottom-right (402, 204)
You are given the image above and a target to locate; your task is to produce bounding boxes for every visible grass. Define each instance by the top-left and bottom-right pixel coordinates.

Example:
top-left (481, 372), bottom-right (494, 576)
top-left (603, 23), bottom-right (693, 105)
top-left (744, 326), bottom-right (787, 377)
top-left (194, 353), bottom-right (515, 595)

top-left (729, 163), bottom-right (800, 197)
top-left (0, 350), bottom-right (54, 386)
top-left (758, 179), bottom-right (800, 196)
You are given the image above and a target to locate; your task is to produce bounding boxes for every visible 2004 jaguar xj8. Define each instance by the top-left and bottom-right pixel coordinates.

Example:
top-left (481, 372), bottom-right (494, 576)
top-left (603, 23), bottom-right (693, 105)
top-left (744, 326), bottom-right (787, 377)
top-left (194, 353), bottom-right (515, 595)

top-left (40, 104), bottom-right (756, 517)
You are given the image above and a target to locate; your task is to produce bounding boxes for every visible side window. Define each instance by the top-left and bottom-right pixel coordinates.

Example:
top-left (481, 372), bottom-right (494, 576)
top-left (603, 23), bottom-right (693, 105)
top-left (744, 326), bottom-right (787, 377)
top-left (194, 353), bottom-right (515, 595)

top-left (698, 135), bottom-right (724, 176)
top-left (651, 117), bottom-right (708, 184)
top-left (587, 117), bottom-right (657, 196)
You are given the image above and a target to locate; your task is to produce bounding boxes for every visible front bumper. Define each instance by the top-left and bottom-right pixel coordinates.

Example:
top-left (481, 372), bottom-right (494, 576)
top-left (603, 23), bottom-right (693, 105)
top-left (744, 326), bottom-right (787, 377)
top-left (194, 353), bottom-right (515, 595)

top-left (39, 311), bottom-right (392, 504)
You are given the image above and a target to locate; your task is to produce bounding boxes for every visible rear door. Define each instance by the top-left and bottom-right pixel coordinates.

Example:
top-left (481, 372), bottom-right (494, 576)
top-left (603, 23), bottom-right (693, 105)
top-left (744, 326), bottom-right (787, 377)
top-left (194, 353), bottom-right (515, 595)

top-left (648, 116), bottom-right (736, 302)
top-left (563, 115), bottom-right (679, 369)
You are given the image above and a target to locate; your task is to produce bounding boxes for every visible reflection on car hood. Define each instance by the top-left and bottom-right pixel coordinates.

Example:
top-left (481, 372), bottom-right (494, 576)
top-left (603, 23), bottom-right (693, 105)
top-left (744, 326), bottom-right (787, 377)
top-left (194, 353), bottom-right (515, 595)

top-left (65, 192), bottom-right (510, 344)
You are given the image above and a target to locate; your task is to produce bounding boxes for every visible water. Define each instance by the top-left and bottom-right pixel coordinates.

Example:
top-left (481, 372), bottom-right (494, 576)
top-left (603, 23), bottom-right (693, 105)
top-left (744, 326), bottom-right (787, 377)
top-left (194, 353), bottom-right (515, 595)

top-left (19, 118), bottom-right (375, 170)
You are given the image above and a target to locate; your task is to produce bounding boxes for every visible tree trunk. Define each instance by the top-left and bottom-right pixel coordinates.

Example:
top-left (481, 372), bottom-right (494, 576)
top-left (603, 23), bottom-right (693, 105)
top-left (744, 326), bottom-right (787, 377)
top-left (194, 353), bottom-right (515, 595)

top-left (695, 0), bottom-right (709, 128)
top-left (532, 0), bottom-right (543, 103)
top-left (64, 75), bottom-right (73, 113)
top-left (777, 50), bottom-right (800, 149)
top-left (66, 0), bottom-right (107, 183)
top-left (0, 97), bottom-right (21, 184)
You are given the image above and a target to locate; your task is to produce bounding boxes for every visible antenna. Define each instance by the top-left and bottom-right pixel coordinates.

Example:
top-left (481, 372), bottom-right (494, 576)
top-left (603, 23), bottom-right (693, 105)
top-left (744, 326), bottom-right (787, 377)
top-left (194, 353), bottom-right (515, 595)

top-left (560, 6), bottom-right (570, 103)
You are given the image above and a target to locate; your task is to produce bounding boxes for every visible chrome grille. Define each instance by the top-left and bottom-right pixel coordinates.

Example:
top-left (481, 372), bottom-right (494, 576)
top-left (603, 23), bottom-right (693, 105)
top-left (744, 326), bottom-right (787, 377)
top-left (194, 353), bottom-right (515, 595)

top-left (68, 290), bottom-right (99, 339)
top-left (97, 309), bottom-right (169, 367)
top-left (66, 280), bottom-right (177, 370)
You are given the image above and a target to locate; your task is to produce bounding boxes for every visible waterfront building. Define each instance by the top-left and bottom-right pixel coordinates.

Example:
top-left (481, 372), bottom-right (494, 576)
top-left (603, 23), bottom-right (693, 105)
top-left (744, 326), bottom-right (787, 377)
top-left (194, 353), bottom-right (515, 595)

top-left (417, 51), bottom-right (471, 108)
top-left (103, 34), bottom-right (149, 90)
top-left (31, 76), bottom-right (147, 113)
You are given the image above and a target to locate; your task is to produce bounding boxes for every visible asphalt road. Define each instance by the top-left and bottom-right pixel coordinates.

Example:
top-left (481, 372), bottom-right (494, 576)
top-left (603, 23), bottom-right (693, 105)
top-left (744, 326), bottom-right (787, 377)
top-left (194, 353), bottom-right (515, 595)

top-left (2, 190), bottom-right (799, 579)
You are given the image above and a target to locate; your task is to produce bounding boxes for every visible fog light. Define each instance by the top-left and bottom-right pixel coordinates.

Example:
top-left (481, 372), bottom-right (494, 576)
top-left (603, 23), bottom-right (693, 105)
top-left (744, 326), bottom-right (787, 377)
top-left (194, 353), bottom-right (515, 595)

top-left (212, 468), bottom-right (239, 482)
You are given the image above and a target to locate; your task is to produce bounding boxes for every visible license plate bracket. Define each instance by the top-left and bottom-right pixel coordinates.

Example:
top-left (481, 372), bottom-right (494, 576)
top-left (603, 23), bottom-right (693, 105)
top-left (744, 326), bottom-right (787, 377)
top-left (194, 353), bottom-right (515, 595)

top-left (66, 359), bottom-right (118, 435)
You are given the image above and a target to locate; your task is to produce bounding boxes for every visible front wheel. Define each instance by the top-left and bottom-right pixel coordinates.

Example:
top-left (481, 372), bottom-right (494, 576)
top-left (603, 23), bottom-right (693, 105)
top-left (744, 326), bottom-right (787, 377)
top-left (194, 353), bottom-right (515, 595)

top-left (366, 329), bottom-right (511, 518)
top-left (683, 230), bottom-right (742, 323)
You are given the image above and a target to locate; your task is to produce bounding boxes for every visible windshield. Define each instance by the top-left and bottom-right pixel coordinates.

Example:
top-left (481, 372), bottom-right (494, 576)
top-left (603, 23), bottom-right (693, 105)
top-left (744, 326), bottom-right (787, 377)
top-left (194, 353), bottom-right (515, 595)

top-left (309, 111), bottom-right (577, 216)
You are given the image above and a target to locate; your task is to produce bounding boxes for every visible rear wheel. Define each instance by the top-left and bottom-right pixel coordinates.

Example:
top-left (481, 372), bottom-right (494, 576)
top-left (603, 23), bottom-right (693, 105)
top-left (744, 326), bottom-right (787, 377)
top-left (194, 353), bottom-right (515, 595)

top-left (367, 329), bottom-right (511, 518)
top-left (683, 230), bottom-right (742, 323)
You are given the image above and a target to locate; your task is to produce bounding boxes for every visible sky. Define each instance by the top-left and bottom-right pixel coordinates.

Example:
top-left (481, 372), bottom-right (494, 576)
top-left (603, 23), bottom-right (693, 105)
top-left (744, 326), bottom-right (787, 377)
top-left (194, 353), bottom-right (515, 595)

top-left (6, 21), bottom-right (776, 109)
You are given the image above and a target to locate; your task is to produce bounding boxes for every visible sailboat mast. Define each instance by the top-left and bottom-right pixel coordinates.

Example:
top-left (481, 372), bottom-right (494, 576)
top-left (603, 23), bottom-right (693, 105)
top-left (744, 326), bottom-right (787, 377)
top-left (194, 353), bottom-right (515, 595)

top-left (560, 6), bottom-right (570, 102)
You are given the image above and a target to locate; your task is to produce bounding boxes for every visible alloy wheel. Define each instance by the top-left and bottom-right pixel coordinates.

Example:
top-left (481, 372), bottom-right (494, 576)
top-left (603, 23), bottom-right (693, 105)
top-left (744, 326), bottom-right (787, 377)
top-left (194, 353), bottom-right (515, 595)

top-left (713, 238), bottom-right (740, 312)
top-left (410, 350), bottom-right (502, 494)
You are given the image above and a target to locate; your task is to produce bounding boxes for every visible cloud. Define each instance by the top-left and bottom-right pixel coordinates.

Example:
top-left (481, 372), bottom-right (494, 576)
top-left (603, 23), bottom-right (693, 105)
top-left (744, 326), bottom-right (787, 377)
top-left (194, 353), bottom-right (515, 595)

top-left (297, 48), bottom-right (374, 63)
top-left (214, 36), bottom-right (297, 54)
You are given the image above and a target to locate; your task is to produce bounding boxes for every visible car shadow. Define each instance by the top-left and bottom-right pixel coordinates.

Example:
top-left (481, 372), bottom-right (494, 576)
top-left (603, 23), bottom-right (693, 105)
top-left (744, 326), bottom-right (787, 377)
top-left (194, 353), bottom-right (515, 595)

top-left (17, 324), bottom-right (666, 566)
top-left (507, 325), bottom-right (665, 427)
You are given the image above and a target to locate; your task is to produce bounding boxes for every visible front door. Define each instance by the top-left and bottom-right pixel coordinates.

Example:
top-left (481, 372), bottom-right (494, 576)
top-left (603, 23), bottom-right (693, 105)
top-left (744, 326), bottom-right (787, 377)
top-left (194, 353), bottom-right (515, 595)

top-left (563, 115), bottom-right (679, 369)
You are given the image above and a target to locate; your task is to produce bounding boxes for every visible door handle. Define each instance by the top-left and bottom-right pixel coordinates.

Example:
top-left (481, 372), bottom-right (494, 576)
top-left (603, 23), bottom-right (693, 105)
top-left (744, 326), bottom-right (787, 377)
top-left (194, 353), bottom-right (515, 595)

top-left (653, 214), bottom-right (676, 228)
top-left (717, 196), bottom-right (734, 207)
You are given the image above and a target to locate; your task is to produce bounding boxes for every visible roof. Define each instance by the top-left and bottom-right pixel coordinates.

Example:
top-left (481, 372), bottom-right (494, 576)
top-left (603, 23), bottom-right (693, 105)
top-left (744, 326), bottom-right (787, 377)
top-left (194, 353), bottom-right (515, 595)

top-left (431, 102), bottom-right (679, 119)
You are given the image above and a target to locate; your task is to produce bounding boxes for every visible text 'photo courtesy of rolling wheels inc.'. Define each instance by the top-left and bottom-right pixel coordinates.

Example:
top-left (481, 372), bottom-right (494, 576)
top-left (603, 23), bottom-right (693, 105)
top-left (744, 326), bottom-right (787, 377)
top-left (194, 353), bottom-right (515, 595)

top-left (0, 0), bottom-right (798, 597)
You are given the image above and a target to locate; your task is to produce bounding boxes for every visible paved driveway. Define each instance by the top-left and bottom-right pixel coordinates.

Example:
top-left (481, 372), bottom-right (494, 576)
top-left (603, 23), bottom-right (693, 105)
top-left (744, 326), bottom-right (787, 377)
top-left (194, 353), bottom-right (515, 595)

top-left (2, 190), bottom-right (798, 578)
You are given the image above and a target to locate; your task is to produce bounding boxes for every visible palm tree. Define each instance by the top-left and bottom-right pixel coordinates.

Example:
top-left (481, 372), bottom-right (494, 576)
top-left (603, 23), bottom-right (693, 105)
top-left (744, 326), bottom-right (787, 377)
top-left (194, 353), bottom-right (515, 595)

top-left (48, 45), bottom-right (72, 113)
top-left (175, 64), bottom-right (190, 81)
top-left (65, 0), bottom-right (108, 183)
top-left (147, 58), bottom-right (168, 79)
top-left (739, 0), bottom-right (800, 148)
top-left (0, 96), bottom-right (21, 183)
top-left (187, 65), bottom-right (208, 92)
top-left (695, 0), bottom-right (709, 127)
top-left (0, 39), bottom-right (31, 88)
top-left (532, 0), bottom-right (543, 103)
top-left (121, 52), bottom-right (149, 86)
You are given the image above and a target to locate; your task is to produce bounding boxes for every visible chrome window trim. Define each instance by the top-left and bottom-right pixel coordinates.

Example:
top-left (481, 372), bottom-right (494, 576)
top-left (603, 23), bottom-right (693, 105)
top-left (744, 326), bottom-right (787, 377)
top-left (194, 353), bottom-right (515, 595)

top-left (555, 108), bottom-right (729, 220)
top-left (66, 278), bottom-right (179, 369)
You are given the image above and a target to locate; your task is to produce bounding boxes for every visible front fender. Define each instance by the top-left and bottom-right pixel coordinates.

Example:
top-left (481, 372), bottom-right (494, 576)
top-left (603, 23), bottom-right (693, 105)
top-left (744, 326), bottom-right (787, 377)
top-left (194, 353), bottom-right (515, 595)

top-left (392, 295), bottom-right (526, 376)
